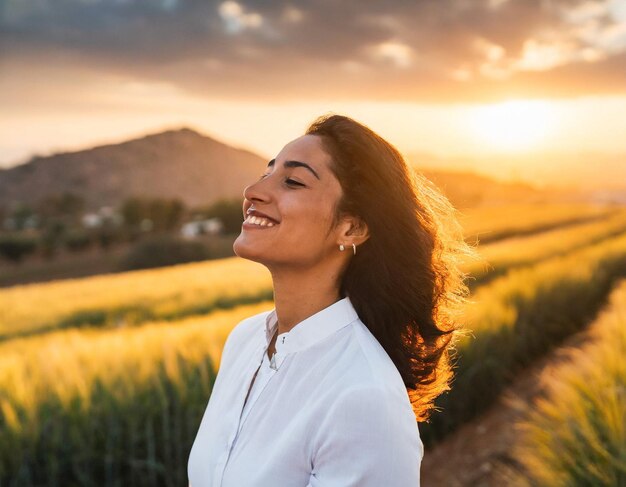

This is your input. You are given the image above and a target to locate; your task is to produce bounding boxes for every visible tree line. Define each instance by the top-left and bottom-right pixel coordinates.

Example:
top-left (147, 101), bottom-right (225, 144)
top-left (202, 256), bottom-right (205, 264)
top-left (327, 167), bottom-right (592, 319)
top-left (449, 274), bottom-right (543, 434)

top-left (0, 192), bottom-right (244, 264)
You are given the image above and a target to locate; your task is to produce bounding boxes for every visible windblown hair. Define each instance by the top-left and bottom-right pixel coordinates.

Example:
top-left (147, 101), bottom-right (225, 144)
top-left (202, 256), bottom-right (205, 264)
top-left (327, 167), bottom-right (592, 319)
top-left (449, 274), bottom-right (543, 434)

top-left (306, 114), bottom-right (479, 422)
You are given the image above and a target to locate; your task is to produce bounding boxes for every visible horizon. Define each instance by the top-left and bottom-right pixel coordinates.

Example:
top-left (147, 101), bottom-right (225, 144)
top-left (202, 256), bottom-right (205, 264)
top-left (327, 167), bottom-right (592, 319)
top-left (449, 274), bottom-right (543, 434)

top-left (4, 122), bottom-right (623, 192)
top-left (3, 97), bottom-right (626, 169)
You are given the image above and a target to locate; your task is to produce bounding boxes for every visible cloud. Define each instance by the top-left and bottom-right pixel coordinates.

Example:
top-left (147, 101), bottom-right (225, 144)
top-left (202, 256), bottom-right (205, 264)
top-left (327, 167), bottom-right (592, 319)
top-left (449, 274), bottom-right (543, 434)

top-left (368, 41), bottom-right (413, 68)
top-left (218, 1), bottom-right (263, 34)
top-left (0, 0), bottom-right (625, 102)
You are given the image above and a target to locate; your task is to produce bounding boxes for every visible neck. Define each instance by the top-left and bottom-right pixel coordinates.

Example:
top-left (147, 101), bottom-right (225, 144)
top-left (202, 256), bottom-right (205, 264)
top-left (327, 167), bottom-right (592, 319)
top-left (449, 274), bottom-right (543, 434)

top-left (269, 265), bottom-right (343, 335)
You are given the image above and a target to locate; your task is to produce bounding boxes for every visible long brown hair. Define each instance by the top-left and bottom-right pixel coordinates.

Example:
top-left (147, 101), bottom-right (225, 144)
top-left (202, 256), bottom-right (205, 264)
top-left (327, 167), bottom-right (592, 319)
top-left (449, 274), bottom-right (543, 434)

top-left (306, 114), bottom-right (478, 422)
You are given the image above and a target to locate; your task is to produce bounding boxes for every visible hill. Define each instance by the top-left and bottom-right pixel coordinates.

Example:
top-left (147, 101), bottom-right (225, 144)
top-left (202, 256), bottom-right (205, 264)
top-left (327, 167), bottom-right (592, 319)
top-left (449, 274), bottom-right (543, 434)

top-left (407, 150), bottom-right (626, 195)
top-left (416, 168), bottom-right (545, 208)
top-left (0, 128), bottom-right (266, 211)
top-left (0, 128), bottom-right (596, 213)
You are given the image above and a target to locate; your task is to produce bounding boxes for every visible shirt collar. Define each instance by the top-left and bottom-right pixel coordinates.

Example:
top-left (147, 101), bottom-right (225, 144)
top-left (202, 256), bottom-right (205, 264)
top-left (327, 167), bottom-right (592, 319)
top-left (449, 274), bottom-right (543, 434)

top-left (263, 296), bottom-right (359, 356)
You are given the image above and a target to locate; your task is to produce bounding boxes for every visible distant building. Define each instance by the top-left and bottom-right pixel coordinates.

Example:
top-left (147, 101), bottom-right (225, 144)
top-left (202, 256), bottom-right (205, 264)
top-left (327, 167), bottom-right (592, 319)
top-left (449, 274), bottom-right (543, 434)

top-left (82, 213), bottom-right (102, 228)
top-left (81, 206), bottom-right (124, 228)
top-left (181, 218), bottom-right (223, 238)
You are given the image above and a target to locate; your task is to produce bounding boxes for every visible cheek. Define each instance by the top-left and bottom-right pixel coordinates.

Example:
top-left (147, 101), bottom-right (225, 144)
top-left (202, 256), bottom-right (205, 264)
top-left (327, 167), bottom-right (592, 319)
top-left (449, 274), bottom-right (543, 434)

top-left (281, 189), bottom-right (340, 236)
top-left (295, 205), bottom-right (335, 238)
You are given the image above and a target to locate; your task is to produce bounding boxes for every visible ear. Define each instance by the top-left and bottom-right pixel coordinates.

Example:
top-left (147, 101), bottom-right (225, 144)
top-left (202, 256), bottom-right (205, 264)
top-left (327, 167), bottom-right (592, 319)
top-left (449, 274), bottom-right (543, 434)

top-left (338, 214), bottom-right (370, 246)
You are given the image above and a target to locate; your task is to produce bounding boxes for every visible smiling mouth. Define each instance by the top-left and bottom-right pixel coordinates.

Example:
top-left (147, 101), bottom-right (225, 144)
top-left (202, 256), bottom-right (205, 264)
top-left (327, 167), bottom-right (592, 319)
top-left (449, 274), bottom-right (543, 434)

top-left (243, 215), bottom-right (279, 227)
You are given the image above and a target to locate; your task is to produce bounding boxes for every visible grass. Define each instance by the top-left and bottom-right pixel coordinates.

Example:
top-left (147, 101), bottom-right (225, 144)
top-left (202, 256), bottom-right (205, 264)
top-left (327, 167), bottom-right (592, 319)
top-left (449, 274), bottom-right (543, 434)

top-left (509, 279), bottom-right (626, 487)
top-left (3, 206), bottom-right (622, 342)
top-left (464, 208), bottom-right (626, 287)
top-left (0, 256), bottom-right (272, 341)
top-left (420, 230), bottom-right (626, 446)
top-left (459, 202), bottom-right (619, 245)
top-left (2, 202), bottom-right (626, 484)
top-left (0, 301), bottom-right (274, 486)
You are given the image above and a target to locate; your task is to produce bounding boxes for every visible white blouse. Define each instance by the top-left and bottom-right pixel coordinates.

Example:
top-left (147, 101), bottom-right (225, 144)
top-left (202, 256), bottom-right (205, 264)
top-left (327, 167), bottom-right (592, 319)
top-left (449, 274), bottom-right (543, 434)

top-left (188, 296), bottom-right (423, 486)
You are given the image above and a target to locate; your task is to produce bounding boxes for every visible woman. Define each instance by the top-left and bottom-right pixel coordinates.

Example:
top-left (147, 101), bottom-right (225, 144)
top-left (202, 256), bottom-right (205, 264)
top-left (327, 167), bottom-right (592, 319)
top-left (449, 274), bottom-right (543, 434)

top-left (188, 114), bottom-right (475, 486)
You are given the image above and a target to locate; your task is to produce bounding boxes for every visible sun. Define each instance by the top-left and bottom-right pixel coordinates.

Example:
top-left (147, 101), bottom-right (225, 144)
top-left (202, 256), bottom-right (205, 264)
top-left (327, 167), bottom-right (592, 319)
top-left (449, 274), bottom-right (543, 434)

top-left (468, 99), bottom-right (558, 152)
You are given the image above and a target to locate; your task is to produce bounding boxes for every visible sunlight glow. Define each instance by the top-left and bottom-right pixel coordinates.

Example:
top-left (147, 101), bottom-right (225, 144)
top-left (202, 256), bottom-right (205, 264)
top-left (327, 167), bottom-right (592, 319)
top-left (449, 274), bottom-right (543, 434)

top-left (468, 100), bottom-right (559, 151)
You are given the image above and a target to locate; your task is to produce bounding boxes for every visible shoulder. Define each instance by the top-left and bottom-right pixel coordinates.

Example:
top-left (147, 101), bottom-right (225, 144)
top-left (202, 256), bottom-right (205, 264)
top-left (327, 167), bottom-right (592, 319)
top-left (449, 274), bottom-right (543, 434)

top-left (227, 309), bottom-right (271, 343)
top-left (340, 319), bottom-right (408, 394)
top-left (221, 309), bottom-right (272, 360)
top-left (312, 320), bottom-right (419, 434)
top-left (317, 319), bottom-right (422, 437)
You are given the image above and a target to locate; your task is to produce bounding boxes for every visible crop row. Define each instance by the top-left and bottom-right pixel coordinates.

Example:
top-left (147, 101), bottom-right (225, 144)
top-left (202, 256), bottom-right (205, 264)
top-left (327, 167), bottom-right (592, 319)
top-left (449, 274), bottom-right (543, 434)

top-left (0, 257), bottom-right (272, 340)
top-left (2, 207), bottom-right (623, 342)
top-left (420, 230), bottom-right (626, 446)
top-left (0, 302), bottom-right (273, 486)
top-left (511, 279), bottom-right (626, 487)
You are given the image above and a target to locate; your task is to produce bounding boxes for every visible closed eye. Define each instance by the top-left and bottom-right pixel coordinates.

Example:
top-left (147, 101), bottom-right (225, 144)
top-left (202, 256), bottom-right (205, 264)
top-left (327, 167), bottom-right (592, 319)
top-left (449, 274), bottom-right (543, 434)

top-left (258, 173), bottom-right (305, 187)
top-left (285, 178), bottom-right (305, 187)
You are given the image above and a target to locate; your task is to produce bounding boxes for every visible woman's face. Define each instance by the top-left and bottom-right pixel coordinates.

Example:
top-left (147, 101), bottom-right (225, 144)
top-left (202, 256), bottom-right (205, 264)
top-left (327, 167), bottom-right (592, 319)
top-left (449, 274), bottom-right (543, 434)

top-left (233, 134), bottom-right (346, 270)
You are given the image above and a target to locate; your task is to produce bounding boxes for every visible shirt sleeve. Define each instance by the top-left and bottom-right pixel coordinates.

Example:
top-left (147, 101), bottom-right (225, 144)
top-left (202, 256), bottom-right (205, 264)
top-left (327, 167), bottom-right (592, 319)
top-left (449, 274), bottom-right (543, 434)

top-left (306, 385), bottom-right (423, 487)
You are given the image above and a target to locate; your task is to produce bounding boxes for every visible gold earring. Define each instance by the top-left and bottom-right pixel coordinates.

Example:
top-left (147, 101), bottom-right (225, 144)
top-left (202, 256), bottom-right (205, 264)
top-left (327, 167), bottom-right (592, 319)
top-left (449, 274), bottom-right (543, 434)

top-left (352, 243), bottom-right (356, 255)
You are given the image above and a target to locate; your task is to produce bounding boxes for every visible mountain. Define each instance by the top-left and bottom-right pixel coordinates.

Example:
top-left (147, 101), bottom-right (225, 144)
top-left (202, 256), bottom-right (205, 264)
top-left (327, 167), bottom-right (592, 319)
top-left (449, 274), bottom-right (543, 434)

top-left (0, 128), bottom-right (267, 211)
top-left (0, 127), bottom-right (604, 214)
top-left (416, 167), bottom-right (546, 208)
top-left (406, 150), bottom-right (626, 192)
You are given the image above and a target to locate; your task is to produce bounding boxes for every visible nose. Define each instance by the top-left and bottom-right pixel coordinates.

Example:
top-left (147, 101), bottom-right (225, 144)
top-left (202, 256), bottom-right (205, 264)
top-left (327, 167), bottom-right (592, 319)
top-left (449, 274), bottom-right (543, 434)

top-left (243, 174), bottom-right (272, 204)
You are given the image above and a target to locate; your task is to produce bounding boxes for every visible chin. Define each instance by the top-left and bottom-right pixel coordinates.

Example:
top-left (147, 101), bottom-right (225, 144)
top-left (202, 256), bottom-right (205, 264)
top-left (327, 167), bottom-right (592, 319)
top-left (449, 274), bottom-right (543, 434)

top-left (233, 236), bottom-right (265, 264)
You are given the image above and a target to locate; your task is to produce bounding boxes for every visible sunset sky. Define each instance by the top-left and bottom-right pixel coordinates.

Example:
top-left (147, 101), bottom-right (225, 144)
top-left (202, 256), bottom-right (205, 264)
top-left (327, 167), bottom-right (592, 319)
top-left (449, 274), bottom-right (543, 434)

top-left (1, 0), bottom-right (626, 178)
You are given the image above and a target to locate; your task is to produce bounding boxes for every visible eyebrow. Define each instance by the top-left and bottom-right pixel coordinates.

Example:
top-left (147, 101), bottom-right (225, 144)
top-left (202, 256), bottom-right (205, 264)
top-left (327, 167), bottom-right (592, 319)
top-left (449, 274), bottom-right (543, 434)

top-left (267, 158), bottom-right (321, 180)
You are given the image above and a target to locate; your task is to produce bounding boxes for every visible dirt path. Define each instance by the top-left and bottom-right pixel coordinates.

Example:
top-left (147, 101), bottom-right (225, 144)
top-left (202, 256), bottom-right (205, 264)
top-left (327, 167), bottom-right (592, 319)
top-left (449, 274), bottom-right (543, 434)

top-left (420, 329), bottom-right (593, 486)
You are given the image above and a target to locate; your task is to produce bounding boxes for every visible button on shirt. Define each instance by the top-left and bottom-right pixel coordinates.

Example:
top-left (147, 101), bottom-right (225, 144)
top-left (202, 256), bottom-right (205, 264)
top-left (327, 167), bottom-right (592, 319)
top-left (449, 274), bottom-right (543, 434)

top-left (187, 297), bottom-right (424, 487)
